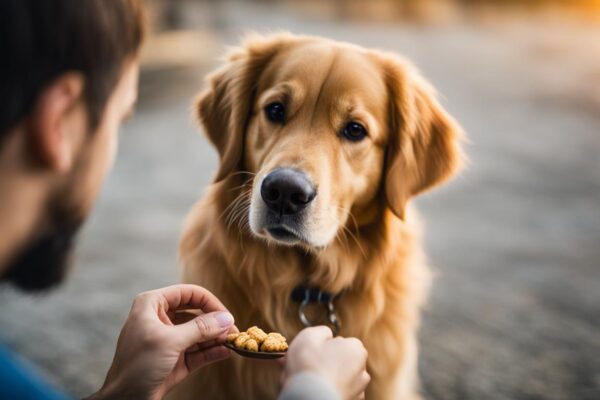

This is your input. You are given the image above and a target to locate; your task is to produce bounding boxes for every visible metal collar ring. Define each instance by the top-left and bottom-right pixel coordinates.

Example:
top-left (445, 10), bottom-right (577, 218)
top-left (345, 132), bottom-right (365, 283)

top-left (297, 288), bottom-right (341, 335)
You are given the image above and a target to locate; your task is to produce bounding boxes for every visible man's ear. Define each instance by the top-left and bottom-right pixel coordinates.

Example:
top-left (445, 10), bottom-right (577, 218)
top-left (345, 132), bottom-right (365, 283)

top-left (382, 56), bottom-right (464, 219)
top-left (195, 33), bottom-right (289, 182)
top-left (28, 72), bottom-right (85, 173)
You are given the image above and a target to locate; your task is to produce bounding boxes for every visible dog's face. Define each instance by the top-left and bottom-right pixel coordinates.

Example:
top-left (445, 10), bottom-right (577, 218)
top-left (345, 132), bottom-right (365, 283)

top-left (198, 34), bottom-right (463, 249)
top-left (243, 41), bottom-right (390, 247)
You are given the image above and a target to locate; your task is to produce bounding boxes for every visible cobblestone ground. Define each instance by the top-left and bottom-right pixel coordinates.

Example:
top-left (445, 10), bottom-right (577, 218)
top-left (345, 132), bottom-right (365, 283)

top-left (1, 2), bottom-right (599, 399)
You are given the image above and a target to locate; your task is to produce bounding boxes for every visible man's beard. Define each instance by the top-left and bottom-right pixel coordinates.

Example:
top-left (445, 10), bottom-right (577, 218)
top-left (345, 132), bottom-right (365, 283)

top-left (2, 198), bottom-right (84, 292)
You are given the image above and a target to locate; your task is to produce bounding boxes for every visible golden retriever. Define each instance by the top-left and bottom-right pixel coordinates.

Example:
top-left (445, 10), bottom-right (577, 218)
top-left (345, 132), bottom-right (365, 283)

top-left (173, 33), bottom-right (463, 400)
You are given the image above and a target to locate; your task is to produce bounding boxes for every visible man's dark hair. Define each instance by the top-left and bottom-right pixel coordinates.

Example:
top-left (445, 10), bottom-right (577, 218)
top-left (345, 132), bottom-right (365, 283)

top-left (0, 0), bottom-right (145, 138)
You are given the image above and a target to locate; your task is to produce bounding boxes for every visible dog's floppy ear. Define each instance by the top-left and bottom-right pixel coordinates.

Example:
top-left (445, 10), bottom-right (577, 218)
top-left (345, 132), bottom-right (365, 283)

top-left (196, 34), bottom-right (287, 181)
top-left (382, 56), bottom-right (464, 219)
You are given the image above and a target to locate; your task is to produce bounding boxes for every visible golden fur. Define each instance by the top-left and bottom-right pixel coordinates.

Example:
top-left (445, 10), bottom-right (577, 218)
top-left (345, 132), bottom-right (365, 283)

top-left (172, 33), bottom-right (464, 400)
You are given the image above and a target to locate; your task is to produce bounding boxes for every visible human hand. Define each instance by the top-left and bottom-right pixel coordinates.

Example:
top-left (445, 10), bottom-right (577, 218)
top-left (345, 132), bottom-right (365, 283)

top-left (281, 326), bottom-right (370, 400)
top-left (89, 284), bottom-right (236, 400)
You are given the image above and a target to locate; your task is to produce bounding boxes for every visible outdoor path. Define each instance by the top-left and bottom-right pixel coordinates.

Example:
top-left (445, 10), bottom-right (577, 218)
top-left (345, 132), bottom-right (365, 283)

top-left (1, 3), bottom-right (599, 399)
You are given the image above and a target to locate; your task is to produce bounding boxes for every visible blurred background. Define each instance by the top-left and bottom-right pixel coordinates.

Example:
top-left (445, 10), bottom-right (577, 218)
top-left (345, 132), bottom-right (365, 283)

top-left (1, 0), bottom-right (599, 399)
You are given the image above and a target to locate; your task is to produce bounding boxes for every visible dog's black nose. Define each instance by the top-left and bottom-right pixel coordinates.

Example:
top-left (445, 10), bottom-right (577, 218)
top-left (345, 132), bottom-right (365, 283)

top-left (261, 168), bottom-right (316, 215)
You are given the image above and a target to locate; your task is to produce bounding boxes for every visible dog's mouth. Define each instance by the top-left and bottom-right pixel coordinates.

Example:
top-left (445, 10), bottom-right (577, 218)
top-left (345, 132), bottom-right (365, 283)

top-left (265, 225), bottom-right (303, 243)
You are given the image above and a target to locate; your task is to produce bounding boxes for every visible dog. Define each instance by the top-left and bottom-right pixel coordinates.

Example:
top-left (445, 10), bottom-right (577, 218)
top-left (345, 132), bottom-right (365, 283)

top-left (172, 32), bottom-right (464, 400)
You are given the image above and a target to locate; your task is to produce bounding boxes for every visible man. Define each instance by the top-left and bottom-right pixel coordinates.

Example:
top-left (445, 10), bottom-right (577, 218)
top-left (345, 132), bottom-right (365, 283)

top-left (0, 1), bottom-right (370, 399)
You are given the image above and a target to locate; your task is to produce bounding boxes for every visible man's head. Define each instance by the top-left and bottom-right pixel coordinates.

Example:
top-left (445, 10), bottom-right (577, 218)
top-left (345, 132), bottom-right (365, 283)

top-left (0, 0), bottom-right (145, 291)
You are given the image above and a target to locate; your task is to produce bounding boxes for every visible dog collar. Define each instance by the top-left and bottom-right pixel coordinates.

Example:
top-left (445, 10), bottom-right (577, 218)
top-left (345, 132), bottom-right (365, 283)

top-left (291, 285), bottom-right (342, 334)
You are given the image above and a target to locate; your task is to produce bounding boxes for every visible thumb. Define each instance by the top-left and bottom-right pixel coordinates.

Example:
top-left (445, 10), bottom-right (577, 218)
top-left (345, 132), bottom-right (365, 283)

top-left (175, 311), bottom-right (234, 347)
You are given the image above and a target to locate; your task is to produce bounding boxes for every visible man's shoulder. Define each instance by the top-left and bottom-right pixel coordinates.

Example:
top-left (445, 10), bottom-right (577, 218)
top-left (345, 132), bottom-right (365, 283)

top-left (0, 344), bottom-right (70, 400)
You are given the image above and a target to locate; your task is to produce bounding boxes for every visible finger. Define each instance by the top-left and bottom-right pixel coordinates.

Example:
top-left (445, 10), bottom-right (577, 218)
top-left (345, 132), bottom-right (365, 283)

top-left (194, 339), bottom-right (218, 351)
top-left (351, 371), bottom-right (371, 398)
top-left (185, 342), bottom-right (201, 353)
top-left (136, 284), bottom-right (227, 312)
top-left (193, 329), bottom-right (230, 351)
top-left (183, 325), bottom-right (238, 350)
top-left (275, 354), bottom-right (287, 367)
top-left (185, 345), bottom-right (231, 372)
top-left (362, 371), bottom-right (371, 387)
top-left (170, 312), bottom-right (239, 338)
top-left (174, 311), bottom-right (235, 347)
top-left (342, 337), bottom-right (368, 361)
top-left (294, 326), bottom-right (333, 343)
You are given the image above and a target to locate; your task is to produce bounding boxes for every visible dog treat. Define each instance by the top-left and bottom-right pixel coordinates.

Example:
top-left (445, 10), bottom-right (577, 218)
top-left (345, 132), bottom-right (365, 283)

top-left (247, 326), bottom-right (268, 344)
top-left (266, 332), bottom-right (284, 340)
top-left (261, 335), bottom-right (288, 352)
top-left (233, 332), bottom-right (250, 348)
top-left (226, 333), bottom-right (240, 343)
top-left (226, 327), bottom-right (288, 353)
top-left (241, 338), bottom-right (259, 352)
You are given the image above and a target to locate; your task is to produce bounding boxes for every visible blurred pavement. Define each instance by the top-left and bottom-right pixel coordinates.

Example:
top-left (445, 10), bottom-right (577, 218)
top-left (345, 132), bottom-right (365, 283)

top-left (1, 2), bottom-right (599, 399)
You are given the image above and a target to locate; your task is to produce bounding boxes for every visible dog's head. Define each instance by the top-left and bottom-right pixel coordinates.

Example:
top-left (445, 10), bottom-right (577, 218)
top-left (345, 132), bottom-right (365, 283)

top-left (197, 33), bottom-right (463, 248)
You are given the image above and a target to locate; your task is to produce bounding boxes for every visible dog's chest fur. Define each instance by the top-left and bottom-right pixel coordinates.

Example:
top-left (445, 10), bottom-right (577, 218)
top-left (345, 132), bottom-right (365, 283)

top-left (173, 184), bottom-right (429, 400)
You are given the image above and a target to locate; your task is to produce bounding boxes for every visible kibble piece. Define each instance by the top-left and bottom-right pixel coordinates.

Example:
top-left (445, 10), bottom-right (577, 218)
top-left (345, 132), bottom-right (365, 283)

top-left (247, 326), bottom-right (268, 344)
top-left (233, 333), bottom-right (250, 348)
top-left (267, 332), bottom-right (285, 340)
top-left (261, 337), bottom-right (288, 352)
top-left (226, 333), bottom-right (240, 344)
top-left (241, 338), bottom-right (259, 352)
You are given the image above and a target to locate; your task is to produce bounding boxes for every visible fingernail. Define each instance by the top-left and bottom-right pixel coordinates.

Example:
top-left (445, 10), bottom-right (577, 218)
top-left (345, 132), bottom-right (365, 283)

top-left (215, 312), bottom-right (234, 328)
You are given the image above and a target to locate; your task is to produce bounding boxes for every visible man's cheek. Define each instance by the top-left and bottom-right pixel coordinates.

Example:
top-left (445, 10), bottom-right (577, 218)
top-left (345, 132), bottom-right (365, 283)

top-left (106, 125), bottom-right (119, 172)
top-left (85, 122), bottom-right (119, 209)
top-left (98, 117), bottom-right (120, 176)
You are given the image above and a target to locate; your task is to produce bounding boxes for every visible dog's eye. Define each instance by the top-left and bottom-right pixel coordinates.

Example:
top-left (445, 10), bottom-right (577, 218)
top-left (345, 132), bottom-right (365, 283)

top-left (265, 102), bottom-right (285, 123)
top-left (341, 122), bottom-right (367, 142)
